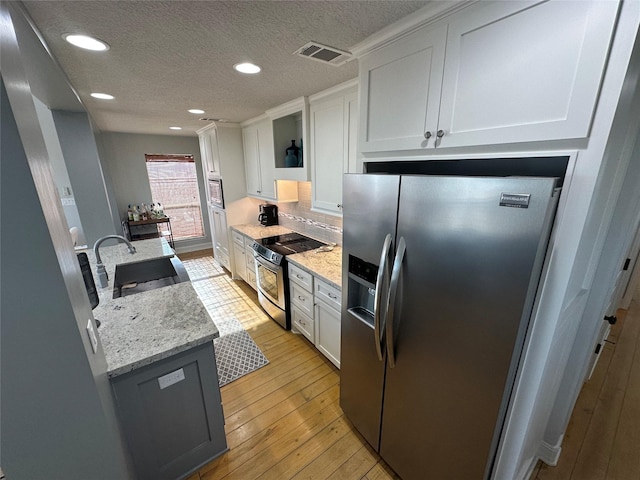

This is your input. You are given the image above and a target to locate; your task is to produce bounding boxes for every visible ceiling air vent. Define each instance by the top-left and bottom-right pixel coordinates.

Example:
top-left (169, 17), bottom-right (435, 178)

top-left (294, 41), bottom-right (352, 66)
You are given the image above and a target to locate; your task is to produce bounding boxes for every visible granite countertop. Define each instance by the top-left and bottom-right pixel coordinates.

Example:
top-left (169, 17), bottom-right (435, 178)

top-left (232, 223), bottom-right (343, 289)
top-left (288, 247), bottom-right (343, 289)
top-left (86, 238), bottom-right (219, 378)
top-left (231, 223), bottom-right (293, 239)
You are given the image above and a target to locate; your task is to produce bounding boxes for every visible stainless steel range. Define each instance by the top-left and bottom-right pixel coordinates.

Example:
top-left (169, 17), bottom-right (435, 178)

top-left (252, 233), bottom-right (325, 329)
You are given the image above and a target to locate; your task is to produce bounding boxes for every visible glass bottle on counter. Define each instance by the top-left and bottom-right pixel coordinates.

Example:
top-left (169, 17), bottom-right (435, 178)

top-left (132, 205), bottom-right (140, 222)
top-left (127, 204), bottom-right (134, 221)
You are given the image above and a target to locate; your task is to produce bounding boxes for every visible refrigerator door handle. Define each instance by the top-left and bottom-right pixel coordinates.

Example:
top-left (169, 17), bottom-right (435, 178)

top-left (386, 236), bottom-right (406, 368)
top-left (373, 234), bottom-right (393, 361)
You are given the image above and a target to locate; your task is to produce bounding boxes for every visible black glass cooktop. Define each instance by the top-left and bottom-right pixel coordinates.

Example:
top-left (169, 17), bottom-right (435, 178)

top-left (257, 233), bottom-right (325, 256)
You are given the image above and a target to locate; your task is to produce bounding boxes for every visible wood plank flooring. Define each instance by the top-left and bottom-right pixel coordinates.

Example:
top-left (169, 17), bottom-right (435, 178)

top-left (180, 250), bottom-right (640, 480)
top-left (533, 287), bottom-right (640, 480)
top-left (178, 251), bottom-right (398, 480)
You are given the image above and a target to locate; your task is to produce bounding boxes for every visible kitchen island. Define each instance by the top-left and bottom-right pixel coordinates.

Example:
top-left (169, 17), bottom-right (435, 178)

top-left (86, 238), bottom-right (227, 480)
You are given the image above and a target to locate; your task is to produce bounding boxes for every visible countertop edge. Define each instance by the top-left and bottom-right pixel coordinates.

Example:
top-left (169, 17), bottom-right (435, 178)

top-left (107, 333), bottom-right (218, 378)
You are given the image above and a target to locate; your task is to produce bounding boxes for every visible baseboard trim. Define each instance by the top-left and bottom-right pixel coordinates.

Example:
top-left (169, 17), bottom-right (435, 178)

top-left (538, 436), bottom-right (563, 466)
top-left (174, 241), bottom-right (212, 255)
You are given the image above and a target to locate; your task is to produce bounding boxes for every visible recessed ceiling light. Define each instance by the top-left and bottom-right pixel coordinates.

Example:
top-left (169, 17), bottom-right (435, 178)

top-left (234, 62), bottom-right (261, 74)
top-left (188, 109), bottom-right (205, 114)
top-left (63, 34), bottom-right (110, 51)
top-left (169, 126), bottom-right (182, 130)
top-left (90, 92), bottom-right (114, 100)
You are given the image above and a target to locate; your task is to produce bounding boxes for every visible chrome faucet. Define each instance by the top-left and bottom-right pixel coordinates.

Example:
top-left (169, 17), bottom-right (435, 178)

top-left (93, 235), bottom-right (136, 288)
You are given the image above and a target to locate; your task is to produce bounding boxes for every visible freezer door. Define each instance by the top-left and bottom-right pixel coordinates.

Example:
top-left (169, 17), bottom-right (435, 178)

top-left (340, 174), bottom-right (400, 451)
top-left (379, 176), bottom-right (559, 480)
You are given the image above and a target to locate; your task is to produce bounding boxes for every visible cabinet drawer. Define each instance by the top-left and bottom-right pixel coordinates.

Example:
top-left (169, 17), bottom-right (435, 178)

top-left (216, 250), bottom-right (230, 271)
top-left (315, 278), bottom-right (341, 311)
top-left (288, 263), bottom-right (313, 291)
top-left (290, 281), bottom-right (313, 317)
top-left (232, 230), bottom-right (245, 246)
top-left (292, 305), bottom-right (314, 343)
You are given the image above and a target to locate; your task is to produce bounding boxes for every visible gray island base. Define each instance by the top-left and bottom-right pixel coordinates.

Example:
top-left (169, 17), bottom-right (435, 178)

top-left (86, 238), bottom-right (227, 479)
top-left (111, 342), bottom-right (227, 480)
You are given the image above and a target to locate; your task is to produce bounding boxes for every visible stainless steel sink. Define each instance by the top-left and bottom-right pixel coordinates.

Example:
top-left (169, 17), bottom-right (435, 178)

top-left (112, 256), bottom-right (190, 298)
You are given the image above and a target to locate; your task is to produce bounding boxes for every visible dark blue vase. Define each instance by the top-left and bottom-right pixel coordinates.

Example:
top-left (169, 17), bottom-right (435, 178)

top-left (285, 140), bottom-right (300, 168)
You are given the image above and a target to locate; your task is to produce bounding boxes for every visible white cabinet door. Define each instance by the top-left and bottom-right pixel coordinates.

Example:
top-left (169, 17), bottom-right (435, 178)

top-left (256, 119), bottom-right (276, 200)
top-left (233, 242), bottom-right (246, 280)
top-left (315, 298), bottom-right (341, 368)
top-left (198, 127), bottom-right (220, 178)
top-left (242, 125), bottom-right (262, 197)
top-left (242, 120), bottom-right (276, 200)
top-left (357, 0), bottom-right (619, 154)
top-left (311, 97), bottom-right (345, 214)
top-left (211, 207), bottom-right (230, 269)
top-left (310, 87), bottom-right (359, 215)
top-left (437, 0), bottom-right (619, 148)
top-left (358, 23), bottom-right (447, 153)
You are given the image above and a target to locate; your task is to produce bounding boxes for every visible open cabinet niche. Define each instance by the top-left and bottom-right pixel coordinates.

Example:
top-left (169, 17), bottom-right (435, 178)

top-left (267, 97), bottom-right (310, 181)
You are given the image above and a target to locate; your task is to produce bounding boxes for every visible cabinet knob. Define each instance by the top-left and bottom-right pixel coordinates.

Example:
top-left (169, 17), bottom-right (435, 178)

top-left (437, 129), bottom-right (445, 138)
top-left (337, 204), bottom-right (343, 209)
top-left (424, 131), bottom-right (433, 139)
top-left (256, 190), bottom-right (261, 194)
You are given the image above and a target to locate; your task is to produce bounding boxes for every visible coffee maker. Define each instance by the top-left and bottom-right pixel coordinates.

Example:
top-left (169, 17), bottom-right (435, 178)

top-left (258, 204), bottom-right (278, 226)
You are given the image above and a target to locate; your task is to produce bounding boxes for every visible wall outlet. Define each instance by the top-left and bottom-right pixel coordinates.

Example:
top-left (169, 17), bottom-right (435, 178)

top-left (61, 197), bottom-right (76, 206)
top-left (86, 319), bottom-right (98, 354)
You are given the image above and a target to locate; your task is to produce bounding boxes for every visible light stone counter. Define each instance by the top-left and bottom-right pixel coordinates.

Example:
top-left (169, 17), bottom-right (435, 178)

top-left (231, 223), bottom-right (293, 240)
top-left (86, 238), bottom-right (218, 377)
top-left (288, 246), bottom-right (343, 289)
top-left (231, 224), bottom-right (343, 289)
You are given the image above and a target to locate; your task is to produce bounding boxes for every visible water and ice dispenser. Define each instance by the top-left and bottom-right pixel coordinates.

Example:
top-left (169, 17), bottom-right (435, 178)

top-left (346, 254), bottom-right (379, 327)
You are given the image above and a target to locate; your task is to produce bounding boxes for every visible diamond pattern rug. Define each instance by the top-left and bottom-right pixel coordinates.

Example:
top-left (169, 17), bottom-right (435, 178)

top-left (212, 316), bottom-right (269, 387)
top-left (181, 255), bottom-right (270, 387)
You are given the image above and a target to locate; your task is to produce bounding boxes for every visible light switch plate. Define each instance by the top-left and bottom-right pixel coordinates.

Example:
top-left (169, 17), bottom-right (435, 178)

top-left (86, 319), bottom-right (98, 354)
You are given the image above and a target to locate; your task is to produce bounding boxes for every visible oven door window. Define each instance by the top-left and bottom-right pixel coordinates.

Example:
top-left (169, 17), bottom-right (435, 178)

top-left (257, 263), bottom-right (279, 303)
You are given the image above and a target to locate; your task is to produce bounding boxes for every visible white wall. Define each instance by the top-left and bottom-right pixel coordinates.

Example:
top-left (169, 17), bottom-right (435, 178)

top-left (99, 132), bottom-right (212, 251)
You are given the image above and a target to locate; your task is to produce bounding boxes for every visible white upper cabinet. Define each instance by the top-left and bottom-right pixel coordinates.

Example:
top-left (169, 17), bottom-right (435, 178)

top-left (242, 117), bottom-right (276, 200)
top-left (310, 80), bottom-right (358, 215)
top-left (267, 97), bottom-right (310, 182)
top-left (358, 0), bottom-right (620, 154)
top-left (198, 126), bottom-right (221, 178)
top-left (359, 24), bottom-right (446, 153)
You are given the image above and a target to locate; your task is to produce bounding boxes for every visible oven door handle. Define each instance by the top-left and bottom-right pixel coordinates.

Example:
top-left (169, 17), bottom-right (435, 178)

top-left (254, 253), bottom-right (280, 274)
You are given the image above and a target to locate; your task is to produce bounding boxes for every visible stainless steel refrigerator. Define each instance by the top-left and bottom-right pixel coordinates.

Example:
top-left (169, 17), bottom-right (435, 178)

top-left (340, 174), bottom-right (560, 480)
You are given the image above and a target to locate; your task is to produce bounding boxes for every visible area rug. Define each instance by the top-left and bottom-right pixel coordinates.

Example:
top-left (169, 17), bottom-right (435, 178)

top-left (213, 316), bottom-right (269, 387)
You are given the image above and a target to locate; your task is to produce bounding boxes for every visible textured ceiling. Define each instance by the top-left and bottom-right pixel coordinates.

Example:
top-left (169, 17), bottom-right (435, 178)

top-left (22, 0), bottom-right (431, 136)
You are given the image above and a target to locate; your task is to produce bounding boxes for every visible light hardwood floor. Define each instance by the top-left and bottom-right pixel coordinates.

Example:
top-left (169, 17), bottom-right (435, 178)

top-left (179, 250), bottom-right (399, 480)
top-left (180, 250), bottom-right (639, 480)
top-left (533, 289), bottom-right (640, 480)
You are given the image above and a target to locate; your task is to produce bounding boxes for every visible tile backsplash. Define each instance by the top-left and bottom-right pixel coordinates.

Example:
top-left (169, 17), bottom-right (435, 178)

top-left (275, 182), bottom-right (343, 245)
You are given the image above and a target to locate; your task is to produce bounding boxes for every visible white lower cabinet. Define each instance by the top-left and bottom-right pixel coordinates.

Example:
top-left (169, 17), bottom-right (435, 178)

top-left (313, 279), bottom-right (341, 368)
top-left (291, 305), bottom-right (314, 344)
top-left (288, 263), bottom-right (341, 368)
top-left (244, 236), bottom-right (257, 290)
top-left (210, 207), bottom-right (230, 271)
top-left (232, 230), bottom-right (247, 280)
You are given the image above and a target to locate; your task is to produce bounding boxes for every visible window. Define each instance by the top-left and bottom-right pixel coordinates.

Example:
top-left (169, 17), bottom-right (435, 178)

top-left (145, 154), bottom-right (204, 240)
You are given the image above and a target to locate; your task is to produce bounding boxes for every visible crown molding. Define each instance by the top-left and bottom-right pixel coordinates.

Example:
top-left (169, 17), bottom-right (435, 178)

top-left (349, 1), bottom-right (476, 58)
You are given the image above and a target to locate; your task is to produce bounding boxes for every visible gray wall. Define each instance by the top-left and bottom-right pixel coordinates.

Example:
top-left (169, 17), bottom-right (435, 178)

top-left (1, 78), bottom-right (132, 478)
top-left (33, 95), bottom-right (87, 245)
top-left (52, 110), bottom-right (117, 246)
top-left (100, 132), bottom-right (212, 250)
